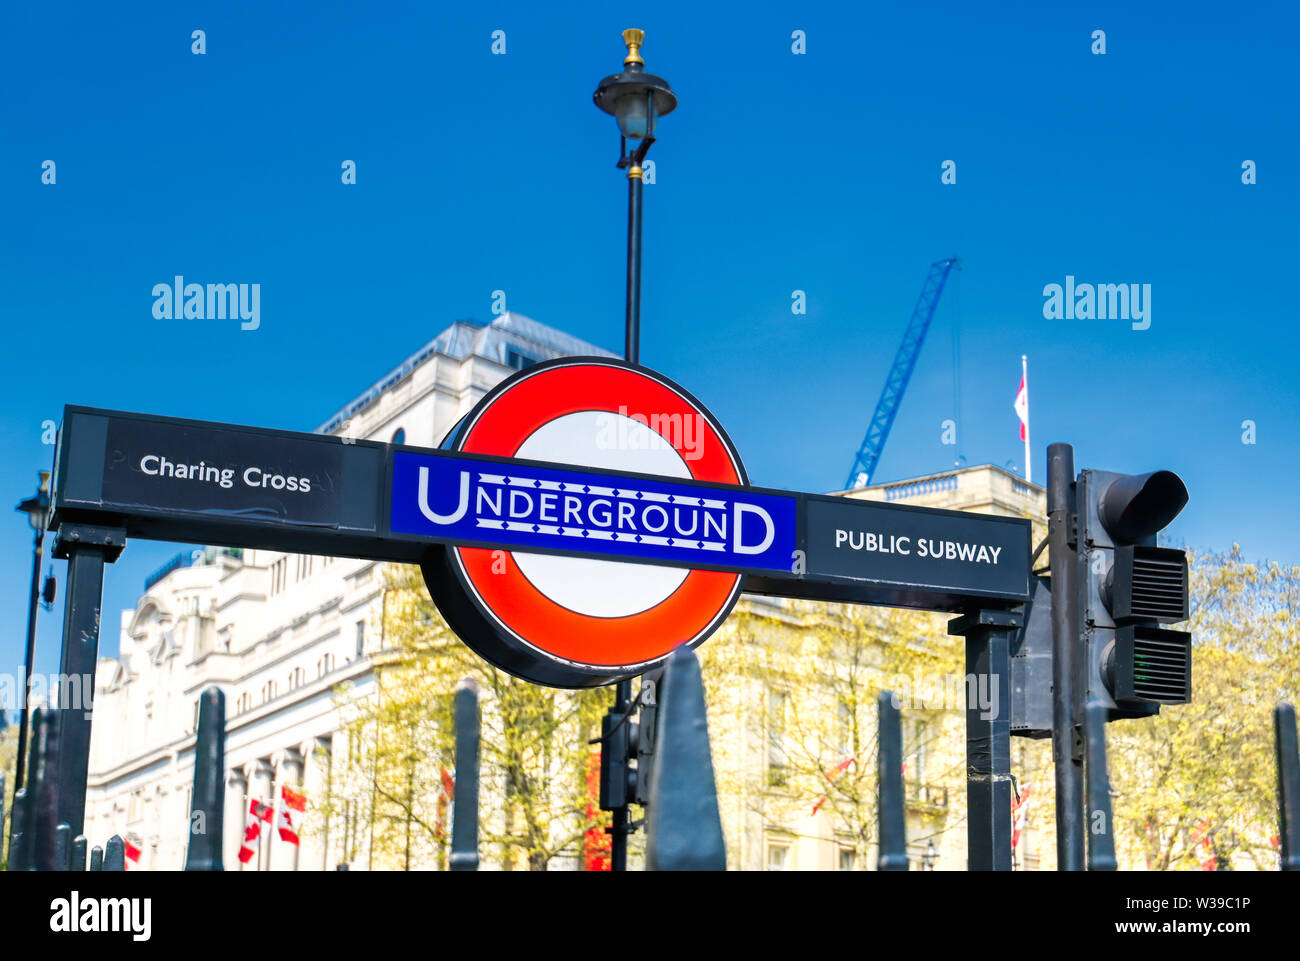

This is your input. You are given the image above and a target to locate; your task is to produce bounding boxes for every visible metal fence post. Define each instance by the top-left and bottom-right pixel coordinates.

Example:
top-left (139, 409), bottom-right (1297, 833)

top-left (185, 686), bottom-right (226, 871)
top-left (877, 691), bottom-right (908, 870)
top-left (88, 845), bottom-right (103, 871)
top-left (645, 646), bottom-right (726, 870)
top-left (27, 707), bottom-right (64, 870)
top-left (1276, 703), bottom-right (1300, 871)
top-left (103, 834), bottom-right (126, 871)
top-left (54, 822), bottom-right (72, 871)
top-left (71, 834), bottom-right (88, 871)
top-left (8, 789), bottom-right (28, 871)
top-left (449, 678), bottom-right (480, 872)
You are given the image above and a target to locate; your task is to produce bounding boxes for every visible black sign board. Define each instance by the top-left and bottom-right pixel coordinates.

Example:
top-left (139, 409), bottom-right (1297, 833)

top-left (51, 406), bottom-right (1031, 611)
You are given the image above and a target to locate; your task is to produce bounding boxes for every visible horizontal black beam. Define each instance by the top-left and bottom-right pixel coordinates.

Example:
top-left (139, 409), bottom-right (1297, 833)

top-left (52, 406), bottom-right (1031, 610)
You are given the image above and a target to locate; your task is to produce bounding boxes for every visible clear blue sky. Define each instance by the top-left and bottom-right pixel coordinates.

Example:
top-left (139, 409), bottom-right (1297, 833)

top-left (1, 1), bottom-right (1297, 683)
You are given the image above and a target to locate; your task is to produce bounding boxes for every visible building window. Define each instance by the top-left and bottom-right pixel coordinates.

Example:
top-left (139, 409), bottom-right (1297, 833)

top-left (838, 848), bottom-right (857, 871)
top-left (355, 620), bottom-right (366, 656)
top-left (767, 689), bottom-right (788, 787)
top-left (910, 719), bottom-right (929, 784)
top-left (767, 842), bottom-right (790, 871)
top-left (391, 427), bottom-right (406, 445)
top-left (269, 558), bottom-right (287, 595)
top-left (505, 348), bottom-right (538, 371)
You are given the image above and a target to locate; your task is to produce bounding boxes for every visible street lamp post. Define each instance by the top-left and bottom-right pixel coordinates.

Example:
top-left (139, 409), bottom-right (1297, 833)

top-left (592, 28), bottom-right (677, 871)
top-left (593, 28), bottom-right (678, 366)
top-left (923, 839), bottom-right (938, 870)
top-left (13, 471), bottom-right (52, 793)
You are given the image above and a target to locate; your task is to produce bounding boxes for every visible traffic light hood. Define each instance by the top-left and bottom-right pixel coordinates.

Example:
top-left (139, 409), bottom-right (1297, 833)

top-left (1098, 470), bottom-right (1189, 543)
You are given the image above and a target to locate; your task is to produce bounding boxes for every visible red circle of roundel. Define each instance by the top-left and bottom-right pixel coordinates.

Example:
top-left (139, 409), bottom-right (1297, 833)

top-left (450, 359), bottom-right (745, 672)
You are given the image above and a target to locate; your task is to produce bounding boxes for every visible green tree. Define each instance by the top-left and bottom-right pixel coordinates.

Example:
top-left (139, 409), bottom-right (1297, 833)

top-left (323, 562), bottom-right (609, 870)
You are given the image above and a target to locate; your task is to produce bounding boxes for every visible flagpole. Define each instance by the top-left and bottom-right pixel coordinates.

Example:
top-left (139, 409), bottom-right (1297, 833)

top-left (1022, 355), bottom-right (1031, 484)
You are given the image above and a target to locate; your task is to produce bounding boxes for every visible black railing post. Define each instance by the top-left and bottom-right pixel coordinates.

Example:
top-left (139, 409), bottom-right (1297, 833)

top-left (1275, 703), bottom-right (1300, 871)
top-left (185, 686), bottom-right (226, 871)
top-left (9, 789), bottom-right (29, 870)
top-left (449, 678), bottom-right (480, 872)
top-left (27, 707), bottom-right (64, 870)
top-left (644, 646), bottom-right (725, 870)
top-left (88, 845), bottom-right (104, 871)
top-left (54, 822), bottom-right (72, 871)
top-left (103, 834), bottom-right (126, 871)
top-left (71, 834), bottom-right (88, 871)
top-left (948, 608), bottom-right (1021, 871)
top-left (877, 691), bottom-right (909, 870)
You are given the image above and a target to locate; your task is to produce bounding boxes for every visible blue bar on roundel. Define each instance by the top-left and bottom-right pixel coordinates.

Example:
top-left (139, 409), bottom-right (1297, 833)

top-left (389, 450), bottom-right (796, 576)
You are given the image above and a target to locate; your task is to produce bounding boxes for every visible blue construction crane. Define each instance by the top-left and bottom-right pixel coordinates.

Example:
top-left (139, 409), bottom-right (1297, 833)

top-left (845, 256), bottom-right (961, 490)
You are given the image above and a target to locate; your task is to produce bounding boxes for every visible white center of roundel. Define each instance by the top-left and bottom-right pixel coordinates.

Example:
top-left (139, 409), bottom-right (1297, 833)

top-left (511, 409), bottom-right (693, 618)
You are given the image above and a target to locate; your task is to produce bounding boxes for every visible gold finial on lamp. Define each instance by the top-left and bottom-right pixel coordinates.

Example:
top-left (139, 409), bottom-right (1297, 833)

top-left (622, 28), bottom-right (645, 67)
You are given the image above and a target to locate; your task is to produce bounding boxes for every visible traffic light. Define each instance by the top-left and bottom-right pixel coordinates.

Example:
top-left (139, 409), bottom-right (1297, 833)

top-left (1077, 469), bottom-right (1191, 720)
top-left (598, 670), bottom-right (661, 811)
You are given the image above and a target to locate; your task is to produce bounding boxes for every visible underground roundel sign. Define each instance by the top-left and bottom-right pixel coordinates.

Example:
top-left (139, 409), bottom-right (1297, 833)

top-left (419, 357), bottom-right (749, 688)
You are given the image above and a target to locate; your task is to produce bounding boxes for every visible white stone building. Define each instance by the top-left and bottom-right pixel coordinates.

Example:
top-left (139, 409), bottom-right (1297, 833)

top-left (84, 313), bottom-right (615, 869)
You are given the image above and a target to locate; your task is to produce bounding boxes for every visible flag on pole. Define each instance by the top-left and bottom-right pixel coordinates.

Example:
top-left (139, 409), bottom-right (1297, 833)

top-left (277, 785), bottom-right (308, 845)
top-left (238, 798), bottom-right (274, 864)
top-left (124, 839), bottom-right (143, 869)
top-left (1014, 356), bottom-right (1031, 483)
top-left (1014, 376), bottom-right (1029, 441)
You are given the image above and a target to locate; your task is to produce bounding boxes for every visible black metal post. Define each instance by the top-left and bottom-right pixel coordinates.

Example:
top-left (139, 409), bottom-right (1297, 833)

top-left (1275, 703), bottom-right (1300, 871)
top-left (88, 844), bottom-right (103, 871)
top-left (185, 686), bottom-right (226, 870)
top-left (51, 523), bottom-right (124, 837)
top-left (26, 707), bottom-right (63, 870)
top-left (103, 834), bottom-right (125, 871)
top-left (876, 691), bottom-right (908, 870)
top-left (949, 608), bottom-right (1021, 871)
top-left (625, 167), bottom-right (643, 365)
top-left (1047, 442), bottom-right (1085, 870)
top-left (449, 678), bottom-right (480, 871)
top-left (54, 822), bottom-right (71, 871)
top-left (605, 150), bottom-right (649, 873)
top-left (71, 834), bottom-right (87, 871)
top-left (644, 647), bottom-right (725, 870)
top-left (14, 525), bottom-right (45, 793)
top-left (1084, 702), bottom-right (1117, 870)
top-left (9, 789), bottom-right (28, 870)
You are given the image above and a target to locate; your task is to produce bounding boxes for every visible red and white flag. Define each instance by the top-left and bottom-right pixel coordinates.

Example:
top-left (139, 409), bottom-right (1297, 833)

top-left (1014, 356), bottom-right (1032, 484)
top-left (238, 798), bottom-right (274, 864)
top-left (1011, 783), bottom-right (1033, 850)
top-left (278, 785), bottom-right (308, 846)
top-left (124, 839), bottom-right (142, 869)
top-left (1014, 372), bottom-right (1029, 442)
